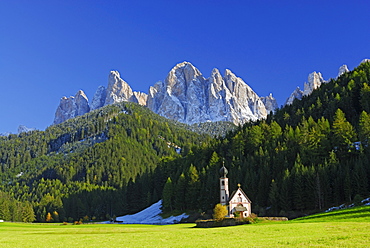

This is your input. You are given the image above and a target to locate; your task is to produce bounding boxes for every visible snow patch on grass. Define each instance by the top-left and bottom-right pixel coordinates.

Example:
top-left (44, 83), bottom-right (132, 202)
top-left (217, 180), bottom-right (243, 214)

top-left (109, 200), bottom-right (188, 225)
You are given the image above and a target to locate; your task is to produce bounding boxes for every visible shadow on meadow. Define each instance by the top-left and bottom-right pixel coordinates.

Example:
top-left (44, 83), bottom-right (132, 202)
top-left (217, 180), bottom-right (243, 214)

top-left (294, 206), bottom-right (370, 222)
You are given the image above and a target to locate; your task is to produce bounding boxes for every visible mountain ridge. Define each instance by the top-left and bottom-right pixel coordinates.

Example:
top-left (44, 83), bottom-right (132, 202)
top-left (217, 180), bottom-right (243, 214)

top-left (53, 61), bottom-right (277, 126)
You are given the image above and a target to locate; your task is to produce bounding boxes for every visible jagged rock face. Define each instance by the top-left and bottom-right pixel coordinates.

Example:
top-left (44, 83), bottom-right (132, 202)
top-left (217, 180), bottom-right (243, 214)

top-left (53, 62), bottom-right (274, 126)
top-left (285, 64), bottom-right (357, 106)
top-left (105, 71), bottom-right (134, 105)
top-left (147, 62), bottom-right (268, 125)
top-left (260, 93), bottom-right (278, 114)
top-left (54, 90), bottom-right (90, 124)
top-left (285, 87), bottom-right (303, 106)
top-left (132, 92), bottom-right (148, 106)
top-left (74, 90), bottom-right (90, 116)
top-left (18, 125), bottom-right (36, 134)
top-left (91, 86), bottom-right (107, 110)
top-left (53, 71), bottom-right (149, 124)
top-left (286, 71), bottom-right (326, 106)
top-left (303, 72), bottom-right (325, 96)
top-left (223, 69), bottom-right (267, 123)
top-left (207, 68), bottom-right (233, 121)
top-left (148, 62), bottom-right (207, 123)
top-left (91, 72), bottom-right (147, 111)
top-left (337, 65), bottom-right (349, 78)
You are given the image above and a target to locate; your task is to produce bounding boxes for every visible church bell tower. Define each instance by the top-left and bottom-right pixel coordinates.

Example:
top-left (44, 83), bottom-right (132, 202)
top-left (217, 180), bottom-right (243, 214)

top-left (219, 162), bottom-right (229, 206)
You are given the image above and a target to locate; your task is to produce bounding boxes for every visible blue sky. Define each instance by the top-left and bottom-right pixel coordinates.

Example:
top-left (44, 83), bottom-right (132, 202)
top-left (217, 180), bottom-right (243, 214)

top-left (0, 0), bottom-right (369, 133)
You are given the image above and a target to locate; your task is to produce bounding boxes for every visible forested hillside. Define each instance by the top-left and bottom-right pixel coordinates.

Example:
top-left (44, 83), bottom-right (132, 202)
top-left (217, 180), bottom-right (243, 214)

top-left (0, 102), bottom-right (213, 222)
top-left (1, 62), bottom-right (370, 223)
top-left (159, 61), bottom-right (370, 216)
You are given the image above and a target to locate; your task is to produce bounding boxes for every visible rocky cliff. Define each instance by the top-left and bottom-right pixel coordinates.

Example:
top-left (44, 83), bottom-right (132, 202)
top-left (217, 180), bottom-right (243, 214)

top-left (54, 90), bottom-right (90, 124)
top-left (54, 62), bottom-right (276, 125)
top-left (55, 71), bottom-right (147, 123)
top-left (260, 93), bottom-right (278, 114)
top-left (147, 62), bottom-right (270, 125)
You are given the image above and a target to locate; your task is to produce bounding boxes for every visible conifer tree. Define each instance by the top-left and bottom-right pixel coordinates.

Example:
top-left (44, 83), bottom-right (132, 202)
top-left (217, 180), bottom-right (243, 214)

top-left (162, 177), bottom-right (174, 211)
top-left (268, 179), bottom-right (280, 215)
top-left (174, 173), bottom-right (186, 211)
top-left (332, 108), bottom-right (357, 154)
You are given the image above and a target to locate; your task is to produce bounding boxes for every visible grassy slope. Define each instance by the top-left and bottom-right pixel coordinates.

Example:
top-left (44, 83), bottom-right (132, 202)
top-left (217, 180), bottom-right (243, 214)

top-left (1, 206), bottom-right (369, 247)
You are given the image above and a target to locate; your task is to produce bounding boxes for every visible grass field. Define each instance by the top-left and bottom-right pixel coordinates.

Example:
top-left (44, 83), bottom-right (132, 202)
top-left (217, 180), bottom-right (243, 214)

top-left (1, 206), bottom-right (369, 247)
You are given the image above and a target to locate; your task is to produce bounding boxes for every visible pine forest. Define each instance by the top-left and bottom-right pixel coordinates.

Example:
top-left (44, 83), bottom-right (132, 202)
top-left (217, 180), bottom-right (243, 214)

top-left (1, 62), bottom-right (370, 222)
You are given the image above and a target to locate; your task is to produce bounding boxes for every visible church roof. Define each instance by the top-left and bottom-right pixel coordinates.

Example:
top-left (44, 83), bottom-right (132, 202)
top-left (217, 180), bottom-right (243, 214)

top-left (229, 186), bottom-right (252, 204)
top-left (234, 206), bottom-right (248, 212)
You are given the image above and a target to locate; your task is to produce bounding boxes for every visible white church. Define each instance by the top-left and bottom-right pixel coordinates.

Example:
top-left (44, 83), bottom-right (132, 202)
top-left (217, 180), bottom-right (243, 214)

top-left (219, 164), bottom-right (252, 218)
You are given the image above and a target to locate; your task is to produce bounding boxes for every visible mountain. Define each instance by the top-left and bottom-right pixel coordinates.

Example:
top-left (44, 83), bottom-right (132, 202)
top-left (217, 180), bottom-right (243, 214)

top-left (285, 71), bottom-right (326, 106)
top-left (337, 64), bottom-right (349, 78)
top-left (90, 70), bottom-right (148, 109)
top-left (2, 59), bottom-right (370, 223)
top-left (55, 71), bottom-right (147, 123)
top-left (148, 62), bottom-right (271, 125)
top-left (53, 62), bottom-right (276, 126)
top-left (18, 125), bottom-right (36, 134)
top-left (260, 93), bottom-right (278, 114)
top-left (285, 65), bottom-right (346, 106)
top-left (54, 90), bottom-right (90, 124)
top-left (285, 60), bottom-right (368, 106)
top-left (303, 71), bottom-right (326, 96)
top-left (285, 86), bottom-right (304, 106)
top-left (159, 60), bottom-right (370, 217)
top-left (0, 101), bottom-right (212, 222)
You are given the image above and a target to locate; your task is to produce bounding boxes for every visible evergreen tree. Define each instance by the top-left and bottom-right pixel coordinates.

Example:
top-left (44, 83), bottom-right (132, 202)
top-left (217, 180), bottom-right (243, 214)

top-left (332, 109), bottom-right (357, 158)
top-left (162, 177), bottom-right (174, 211)
top-left (22, 202), bottom-right (36, 223)
top-left (185, 164), bottom-right (200, 209)
top-left (268, 179), bottom-right (280, 215)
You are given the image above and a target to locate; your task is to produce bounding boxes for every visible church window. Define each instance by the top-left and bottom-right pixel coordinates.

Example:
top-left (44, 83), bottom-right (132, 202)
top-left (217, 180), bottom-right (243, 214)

top-left (222, 181), bottom-right (225, 186)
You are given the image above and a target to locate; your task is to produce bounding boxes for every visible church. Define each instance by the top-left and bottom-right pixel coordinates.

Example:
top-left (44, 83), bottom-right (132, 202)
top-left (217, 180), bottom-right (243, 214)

top-left (219, 164), bottom-right (252, 218)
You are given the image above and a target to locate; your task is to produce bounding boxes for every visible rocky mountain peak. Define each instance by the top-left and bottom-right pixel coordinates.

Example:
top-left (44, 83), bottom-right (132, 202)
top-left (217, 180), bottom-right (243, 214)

top-left (304, 72), bottom-right (325, 96)
top-left (53, 70), bottom-right (148, 124)
top-left (361, 59), bottom-right (370, 64)
top-left (285, 86), bottom-right (303, 106)
top-left (18, 125), bottom-right (36, 134)
top-left (54, 61), bottom-right (276, 126)
top-left (105, 70), bottom-right (134, 105)
top-left (260, 93), bottom-right (278, 114)
top-left (147, 62), bottom-right (268, 125)
top-left (90, 86), bottom-right (107, 110)
top-left (54, 90), bottom-right (90, 124)
top-left (337, 65), bottom-right (349, 78)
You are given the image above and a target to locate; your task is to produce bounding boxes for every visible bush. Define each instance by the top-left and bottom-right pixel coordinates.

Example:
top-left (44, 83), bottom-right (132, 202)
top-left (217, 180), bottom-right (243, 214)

top-left (354, 194), bottom-right (363, 206)
top-left (213, 204), bottom-right (228, 220)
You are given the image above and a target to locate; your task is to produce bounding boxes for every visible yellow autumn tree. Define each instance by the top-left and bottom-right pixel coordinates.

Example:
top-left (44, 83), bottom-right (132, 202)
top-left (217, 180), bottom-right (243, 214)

top-left (46, 212), bottom-right (53, 222)
top-left (213, 204), bottom-right (228, 220)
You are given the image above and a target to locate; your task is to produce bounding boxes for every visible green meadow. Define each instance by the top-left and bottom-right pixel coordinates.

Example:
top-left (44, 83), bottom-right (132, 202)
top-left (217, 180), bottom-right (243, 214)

top-left (1, 206), bottom-right (370, 248)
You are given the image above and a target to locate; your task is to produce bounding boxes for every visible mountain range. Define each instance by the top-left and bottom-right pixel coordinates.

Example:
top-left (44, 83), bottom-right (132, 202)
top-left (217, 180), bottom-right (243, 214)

top-left (54, 62), bottom-right (277, 126)
top-left (54, 60), bottom-right (369, 127)
top-left (1, 59), bottom-right (370, 222)
top-left (6, 60), bottom-right (368, 134)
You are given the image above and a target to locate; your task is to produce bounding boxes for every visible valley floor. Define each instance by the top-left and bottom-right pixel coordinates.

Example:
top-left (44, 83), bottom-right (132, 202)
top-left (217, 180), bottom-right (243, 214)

top-left (1, 220), bottom-right (369, 247)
